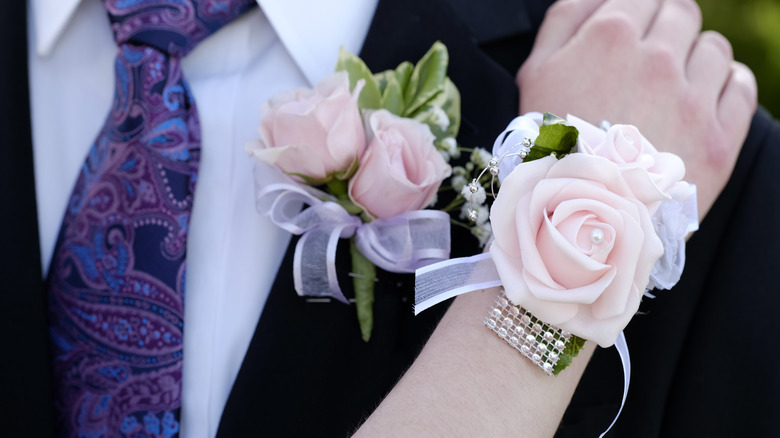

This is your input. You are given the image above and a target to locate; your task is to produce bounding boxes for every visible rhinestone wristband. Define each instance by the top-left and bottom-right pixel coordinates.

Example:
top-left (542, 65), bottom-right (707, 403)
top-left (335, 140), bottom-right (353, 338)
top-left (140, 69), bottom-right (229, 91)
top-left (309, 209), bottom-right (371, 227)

top-left (484, 291), bottom-right (583, 376)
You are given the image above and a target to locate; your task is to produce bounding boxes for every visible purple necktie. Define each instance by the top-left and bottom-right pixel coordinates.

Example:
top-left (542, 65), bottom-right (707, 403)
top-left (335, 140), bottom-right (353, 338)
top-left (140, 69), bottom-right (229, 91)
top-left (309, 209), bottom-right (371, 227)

top-left (46, 1), bottom-right (254, 436)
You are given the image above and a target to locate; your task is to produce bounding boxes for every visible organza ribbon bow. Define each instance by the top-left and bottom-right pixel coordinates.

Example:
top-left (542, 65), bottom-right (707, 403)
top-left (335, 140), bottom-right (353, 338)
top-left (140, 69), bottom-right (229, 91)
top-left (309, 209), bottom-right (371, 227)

top-left (257, 179), bottom-right (451, 303)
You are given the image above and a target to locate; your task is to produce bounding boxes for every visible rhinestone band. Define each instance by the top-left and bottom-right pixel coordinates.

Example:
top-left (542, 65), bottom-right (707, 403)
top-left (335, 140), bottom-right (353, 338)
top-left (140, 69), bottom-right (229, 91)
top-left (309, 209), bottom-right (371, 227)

top-left (484, 291), bottom-right (572, 376)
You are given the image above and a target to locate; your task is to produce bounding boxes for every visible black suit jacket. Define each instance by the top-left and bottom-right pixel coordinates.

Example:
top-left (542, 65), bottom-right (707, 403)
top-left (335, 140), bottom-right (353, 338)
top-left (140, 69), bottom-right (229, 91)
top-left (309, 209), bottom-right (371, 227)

top-left (4, 0), bottom-right (780, 436)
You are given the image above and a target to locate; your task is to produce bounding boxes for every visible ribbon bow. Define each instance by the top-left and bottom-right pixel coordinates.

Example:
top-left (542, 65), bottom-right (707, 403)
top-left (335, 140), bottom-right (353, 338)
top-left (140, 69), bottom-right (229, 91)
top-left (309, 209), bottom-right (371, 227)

top-left (257, 182), bottom-right (451, 303)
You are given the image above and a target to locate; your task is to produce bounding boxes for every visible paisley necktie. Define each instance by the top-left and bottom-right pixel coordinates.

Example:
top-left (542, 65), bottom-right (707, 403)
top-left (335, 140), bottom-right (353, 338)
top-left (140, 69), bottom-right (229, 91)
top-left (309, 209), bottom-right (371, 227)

top-left (46, 1), bottom-right (254, 435)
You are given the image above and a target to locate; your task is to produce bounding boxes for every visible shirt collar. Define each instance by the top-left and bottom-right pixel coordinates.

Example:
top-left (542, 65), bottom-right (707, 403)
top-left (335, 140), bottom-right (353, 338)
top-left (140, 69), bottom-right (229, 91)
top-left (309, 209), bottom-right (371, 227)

top-left (257, 0), bottom-right (378, 86)
top-left (31, 0), bottom-right (82, 56)
top-left (31, 0), bottom-right (378, 84)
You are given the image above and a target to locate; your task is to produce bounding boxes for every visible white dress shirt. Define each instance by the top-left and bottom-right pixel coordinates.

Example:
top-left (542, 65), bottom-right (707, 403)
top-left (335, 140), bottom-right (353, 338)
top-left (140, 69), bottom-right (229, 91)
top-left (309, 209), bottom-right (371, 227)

top-left (27, 0), bottom-right (378, 436)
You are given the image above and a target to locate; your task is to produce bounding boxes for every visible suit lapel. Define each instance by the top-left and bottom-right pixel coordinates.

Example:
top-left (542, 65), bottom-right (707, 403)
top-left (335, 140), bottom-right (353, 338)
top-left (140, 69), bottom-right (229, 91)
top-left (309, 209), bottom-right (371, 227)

top-left (217, 0), bottom-right (537, 435)
top-left (0, 1), bottom-right (55, 436)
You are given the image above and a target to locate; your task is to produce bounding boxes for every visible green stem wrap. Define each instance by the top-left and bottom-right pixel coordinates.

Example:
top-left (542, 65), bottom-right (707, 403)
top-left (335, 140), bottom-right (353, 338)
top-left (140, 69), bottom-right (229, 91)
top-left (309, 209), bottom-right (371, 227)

top-left (350, 237), bottom-right (376, 342)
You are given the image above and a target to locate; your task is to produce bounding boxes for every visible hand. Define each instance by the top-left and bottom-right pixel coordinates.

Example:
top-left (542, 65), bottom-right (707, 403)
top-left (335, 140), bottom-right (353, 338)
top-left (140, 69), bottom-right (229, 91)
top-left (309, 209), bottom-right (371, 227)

top-left (517, 0), bottom-right (758, 221)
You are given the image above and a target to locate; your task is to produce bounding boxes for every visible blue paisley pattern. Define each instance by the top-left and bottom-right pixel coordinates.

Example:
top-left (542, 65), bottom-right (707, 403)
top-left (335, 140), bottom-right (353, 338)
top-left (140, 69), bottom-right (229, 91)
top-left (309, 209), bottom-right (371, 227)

top-left (47, 1), bottom-right (254, 436)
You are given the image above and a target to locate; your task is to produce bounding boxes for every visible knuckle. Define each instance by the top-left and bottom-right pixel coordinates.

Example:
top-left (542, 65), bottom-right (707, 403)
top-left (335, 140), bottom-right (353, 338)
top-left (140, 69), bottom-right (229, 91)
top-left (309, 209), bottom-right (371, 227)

top-left (586, 12), bottom-right (641, 43)
top-left (670, 0), bottom-right (702, 29)
top-left (643, 44), bottom-right (681, 78)
top-left (699, 31), bottom-right (734, 59)
top-left (731, 62), bottom-right (759, 107)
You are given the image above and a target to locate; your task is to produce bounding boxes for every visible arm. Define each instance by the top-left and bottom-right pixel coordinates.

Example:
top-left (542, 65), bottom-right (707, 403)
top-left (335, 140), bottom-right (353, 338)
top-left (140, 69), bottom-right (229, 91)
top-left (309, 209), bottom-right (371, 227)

top-left (355, 0), bottom-right (757, 435)
top-left (356, 288), bottom-right (596, 437)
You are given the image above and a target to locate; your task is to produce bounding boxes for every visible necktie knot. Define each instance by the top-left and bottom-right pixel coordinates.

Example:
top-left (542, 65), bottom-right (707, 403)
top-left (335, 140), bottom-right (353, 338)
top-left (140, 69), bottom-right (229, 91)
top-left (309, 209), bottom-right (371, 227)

top-left (105, 0), bottom-right (256, 57)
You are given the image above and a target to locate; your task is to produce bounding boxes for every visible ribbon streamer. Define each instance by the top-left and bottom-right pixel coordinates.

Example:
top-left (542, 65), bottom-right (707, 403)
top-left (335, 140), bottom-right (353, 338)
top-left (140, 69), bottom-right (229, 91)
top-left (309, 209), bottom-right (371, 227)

top-left (257, 181), bottom-right (451, 303)
top-left (601, 332), bottom-right (631, 438)
top-left (414, 253), bottom-right (501, 314)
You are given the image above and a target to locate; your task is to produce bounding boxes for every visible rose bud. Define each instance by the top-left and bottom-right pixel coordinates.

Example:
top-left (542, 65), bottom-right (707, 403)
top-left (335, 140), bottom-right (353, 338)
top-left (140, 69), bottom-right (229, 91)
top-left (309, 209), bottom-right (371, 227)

top-left (349, 110), bottom-right (451, 219)
top-left (247, 71), bottom-right (366, 184)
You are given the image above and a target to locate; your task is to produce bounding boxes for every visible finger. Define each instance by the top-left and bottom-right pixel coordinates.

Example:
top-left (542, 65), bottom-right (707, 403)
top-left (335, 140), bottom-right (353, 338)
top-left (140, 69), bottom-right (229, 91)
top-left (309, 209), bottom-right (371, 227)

top-left (532, 0), bottom-right (609, 60)
top-left (687, 31), bottom-right (733, 98)
top-left (644, 0), bottom-right (701, 60)
top-left (591, 0), bottom-right (662, 37)
top-left (718, 62), bottom-right (758, 140)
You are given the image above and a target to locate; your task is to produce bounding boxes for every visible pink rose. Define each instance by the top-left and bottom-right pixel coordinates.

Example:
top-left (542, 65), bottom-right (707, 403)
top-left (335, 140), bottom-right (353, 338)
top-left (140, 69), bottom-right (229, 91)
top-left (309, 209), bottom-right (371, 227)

top-left (349, 110), bottom-right (451, 219)
top-left (489, 154), bottom-right (663, 347)
top-left (247, 71), bottom-right (366, 183)
top-left (569, 115), bottom-right (689, 213)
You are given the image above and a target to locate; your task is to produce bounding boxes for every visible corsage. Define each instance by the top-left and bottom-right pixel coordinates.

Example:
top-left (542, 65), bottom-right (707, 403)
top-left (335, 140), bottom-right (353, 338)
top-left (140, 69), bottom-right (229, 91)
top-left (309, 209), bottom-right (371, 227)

top-left (415, 112), bottom-right (698, 434)
top-left (247, 42), bottom-right (461, 341)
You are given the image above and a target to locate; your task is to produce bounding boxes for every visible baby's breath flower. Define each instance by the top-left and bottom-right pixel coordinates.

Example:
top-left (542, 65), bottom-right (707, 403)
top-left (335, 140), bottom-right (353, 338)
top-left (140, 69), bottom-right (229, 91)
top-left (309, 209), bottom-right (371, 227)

top-left (452, 174), bottom-right (468, 192)
top-left (470, 147), bottom-right (493, 169)
top-left (429, 106), bottom-right (451, 131)
top-left (460, 202), bottom-right (489, 225)
top-left (472, 222), bottom-right (493, 247)
top-left (439, 137), bottom-right (460, 159)
top-left (460, 181), bottom-right (486, 204)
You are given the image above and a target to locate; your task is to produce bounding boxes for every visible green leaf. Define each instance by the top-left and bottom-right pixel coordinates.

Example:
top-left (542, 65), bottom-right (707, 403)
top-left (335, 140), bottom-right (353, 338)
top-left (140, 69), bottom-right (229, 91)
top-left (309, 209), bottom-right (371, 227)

top-left (380, 74), bottom-right (404, 116)
top-left (403, 41), bottom-right (449, 117)
top-left (437, 77), bottom-right (461, 139)
top-left (335, 47), bottom-right (382, 110)
top-left (552, 334), bottom-right (586, 375)
top-left (350, 238), bottom-right (376, 342)
top-left (412, 104), bottom-right (447, 139)
top-left (526, 112), bottom-right (579, 161)
top-left (394, 61), bottom-right (414, 94)
top-left (373, 62), bottom-right (413, 115)
top-left (373, 69), bottom-right (394, 94)
top-left (409, 78), bottom-right (461, 141)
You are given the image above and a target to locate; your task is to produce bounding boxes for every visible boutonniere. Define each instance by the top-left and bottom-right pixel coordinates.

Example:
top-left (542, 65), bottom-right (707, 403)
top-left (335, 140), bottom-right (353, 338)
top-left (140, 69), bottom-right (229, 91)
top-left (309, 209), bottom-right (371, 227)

top-left (247, 42), bottom-right (461, 341)
top-left (416, 112), bottom-right (699, 375)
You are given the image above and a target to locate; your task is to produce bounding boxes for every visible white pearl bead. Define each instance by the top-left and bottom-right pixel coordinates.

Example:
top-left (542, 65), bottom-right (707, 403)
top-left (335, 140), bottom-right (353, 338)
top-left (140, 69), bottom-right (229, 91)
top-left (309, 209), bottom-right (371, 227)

top-left (591, 228), bottom-right (604, 244)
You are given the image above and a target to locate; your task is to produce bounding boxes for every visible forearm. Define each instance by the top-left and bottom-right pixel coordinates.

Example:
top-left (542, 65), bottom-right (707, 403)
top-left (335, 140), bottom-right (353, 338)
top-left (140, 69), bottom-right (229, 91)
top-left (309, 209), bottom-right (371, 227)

top-left (355, 287), bottom-right (595, 437)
